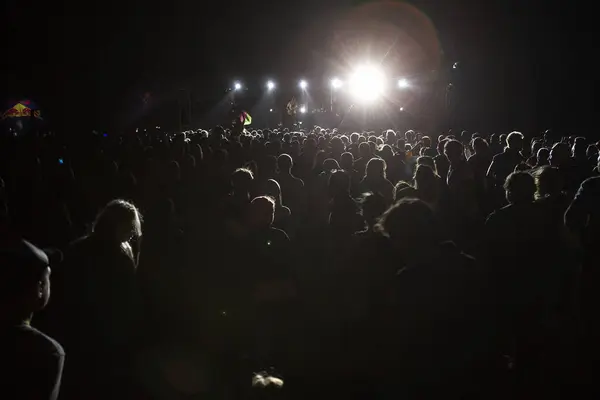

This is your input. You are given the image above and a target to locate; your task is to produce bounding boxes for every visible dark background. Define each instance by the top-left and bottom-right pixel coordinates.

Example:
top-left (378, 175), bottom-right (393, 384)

top-left (1, 0), bottom-right (598, 135)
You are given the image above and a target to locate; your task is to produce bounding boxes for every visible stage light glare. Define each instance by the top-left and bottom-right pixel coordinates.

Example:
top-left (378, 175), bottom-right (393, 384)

top-left (349, 65), bottom-right (385, 102)
top-left (331, 78), bottom-right (343, 89)
top-left (400, 107), bottom-right (404, 111)
top-left (269, 108), bottom-right (273, 112)
top-left (299, 80), bottom-right (308, 89)
top-left (398, 78), bottom-right (409, 89)
top-left (299, 106), bottom-right (307, 114)
top-left (267, 81), bottom-right (275, 90)
top-left (234, 82), bottom-right (242, 91)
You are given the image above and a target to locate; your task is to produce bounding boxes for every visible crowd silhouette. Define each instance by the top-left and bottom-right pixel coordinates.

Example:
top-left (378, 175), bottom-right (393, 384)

top-left (1, 126), bottom-right (599, 399)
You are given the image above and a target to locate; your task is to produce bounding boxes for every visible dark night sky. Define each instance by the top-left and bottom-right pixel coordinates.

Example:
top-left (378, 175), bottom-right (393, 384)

top-left (1, 0), bottom-right (598, 134)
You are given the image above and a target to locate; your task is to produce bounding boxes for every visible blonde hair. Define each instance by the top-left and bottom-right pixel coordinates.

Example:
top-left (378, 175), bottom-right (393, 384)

top-left (93, 199), bottom-right (142, 239)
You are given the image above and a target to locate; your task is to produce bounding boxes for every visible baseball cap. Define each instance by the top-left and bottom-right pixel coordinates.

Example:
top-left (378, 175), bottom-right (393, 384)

top-left (0, 239), bottom-right (62, 299)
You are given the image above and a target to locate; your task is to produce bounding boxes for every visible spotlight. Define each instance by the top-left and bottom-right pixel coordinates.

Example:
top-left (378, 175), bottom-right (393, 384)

top-left (299, 106), bottom-right (307, 114)
top-left (234, 82), bottom-right (242, 91)
top-left (299, 80), bottom-right (308, 89)
top-left (331, 78), bottom-right (343, 89)
top-left (400, 107), bottom-right (404, 111)
top-left (349, 65), bottom-right (385, 103)
top-left (267, 80), bottom-right (275, 90)
top-left (269, 108), bottom-right (273, 112)
top-left (398, 78), bottom-right (409, 89)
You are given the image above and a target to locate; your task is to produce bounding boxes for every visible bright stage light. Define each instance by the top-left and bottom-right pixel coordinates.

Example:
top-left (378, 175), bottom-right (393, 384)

top-left (299, 80), bottom-right (308, 89)
top-left (267, 80), bottom-right (275, 90)
top-left (234, 82), bottom-right (242, 91)
top-left (398, 78), bottom-right (409, 89)
top-left (349, 65), bottom-right (385, 102)
top-left (331, 78), bottom-right (343, 89)
top-left (269, 108), bottom-right (273, 112)
top-left (299, 106), bottom-right (307, 114)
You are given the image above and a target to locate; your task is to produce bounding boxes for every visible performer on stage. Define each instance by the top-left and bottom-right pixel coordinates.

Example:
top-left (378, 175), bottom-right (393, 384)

top-left (284, 97), bottom-right (298, 129)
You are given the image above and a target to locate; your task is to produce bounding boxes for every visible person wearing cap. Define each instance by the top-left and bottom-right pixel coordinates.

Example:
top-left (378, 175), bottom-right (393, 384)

top-left (0, 239), bottom-right (64, 400)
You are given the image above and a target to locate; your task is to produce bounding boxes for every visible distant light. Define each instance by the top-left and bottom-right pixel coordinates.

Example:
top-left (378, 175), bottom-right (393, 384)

top-left (267, 80), bottom-right (275, 90)
top-left (400, 107), bottom-right (404, 111)
top-left (234, 82), bottom-right (242, 90)
top-left (331, 78), bottom-right (343, 89)
top-left (398, 78), bottom-right (409, 89)
top-left (269, 108), bottom-right (273, 112)
top-left (349, 65), bottom-right (385, 102)
top-left (299, 80), bottom-right (308, 89)
top-left (453, 62), bottom-right (459, 70)
top-left (299, 106), bottom-right (307, 113)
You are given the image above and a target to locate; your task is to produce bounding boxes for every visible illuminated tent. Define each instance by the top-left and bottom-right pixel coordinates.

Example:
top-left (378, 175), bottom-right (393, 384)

top-left (3, 99), bottom-right (42, 120)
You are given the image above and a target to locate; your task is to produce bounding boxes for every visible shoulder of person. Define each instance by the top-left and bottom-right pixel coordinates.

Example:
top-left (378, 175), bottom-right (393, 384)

top-left (18, 325), bottom-right (65, 358)
top-left (270, 227), bottom-right (290, 241)
top-left (484, 209), bottom-right (501, 225)
top-left (580, 175), bottom-right (600, 192)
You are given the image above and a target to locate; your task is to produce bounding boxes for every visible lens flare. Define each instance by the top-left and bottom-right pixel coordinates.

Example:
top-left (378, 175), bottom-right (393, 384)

top-left (349, 65), bottom-right (385, 102)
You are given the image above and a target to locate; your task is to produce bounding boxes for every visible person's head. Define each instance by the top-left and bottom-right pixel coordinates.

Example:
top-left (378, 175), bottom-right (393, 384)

top-left (472, 137), bottom-right (489, 155)
top-left (531, 140), bottom-right (543, 156)
top-left (0, 239), bottom-right (54, 321)
top-left (313, 150), bottom-right (327, 170)
top-left (414, 164), bottom-right (439, 192)
top-left (572, 137), bottom-right (587, 158)
top-left (385, 130), bottom-right (396, 143)
top-left (536, 147), bottom-right (550, 166)
top-left (586, 144), bottom-right (598, 159)
top-left (416, 156), bottom-right (435, 171)
top-left (444, 140), bottom-right (464, 164)
top-left (330, 137), bottom-right (345, 154)
top-left (506, 131), bottom-right (524, 151)
top-left (394, 181), bottom-right (413, 201)
top-left (231, 167), bottom-right (254, 196)
top-left (360, 192), bottom-right (387, 226)
top-left (264, 179), bottom-right (283, 205)
top-left (514, 162), bottom-right (530, 172)
top-left (421, 136), bottom-right (432, 148)
top-left (437, 139), bottom-right (448, 156)
top-left (504, 172), bottom-right (535, 205)
top-left (365, 158), bottom-right (387, 179)
top-left (248, 196), bottom-right (275, 229)
top-left (93, 199), bottom-right (142, 243)
top-left (380, 144), bottom-right (393, 160)
top-left (328, 170), bottom-right (351, 197)
top-left (167, 160), bottom-right (181, 182)
top-left (323, 158), bottom-right (340, 173)
top-left (499, 134), bottom-right (508, 145)
top-left (277, 153), bottom-right (293, 173)
top-left (340, 152), bottom-right (354, 170)
top-left (262, 155), bottom-right (278, 175)
top-left (358, 142), bottom-right (371, 158)
top-left (533, 166), bottom-right (563, 199)
top-left (376, 198), bottom-right (437, 258)
top-left (549, 142), bottom-right (571, 167)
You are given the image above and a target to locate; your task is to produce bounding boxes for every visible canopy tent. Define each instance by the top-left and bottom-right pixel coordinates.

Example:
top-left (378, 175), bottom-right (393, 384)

top-left (3, 99), bottom-right (42, 120)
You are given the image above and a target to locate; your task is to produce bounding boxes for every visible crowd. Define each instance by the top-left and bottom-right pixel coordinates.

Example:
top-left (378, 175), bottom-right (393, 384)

top-left (1, 125), bottom-right (599, 399)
